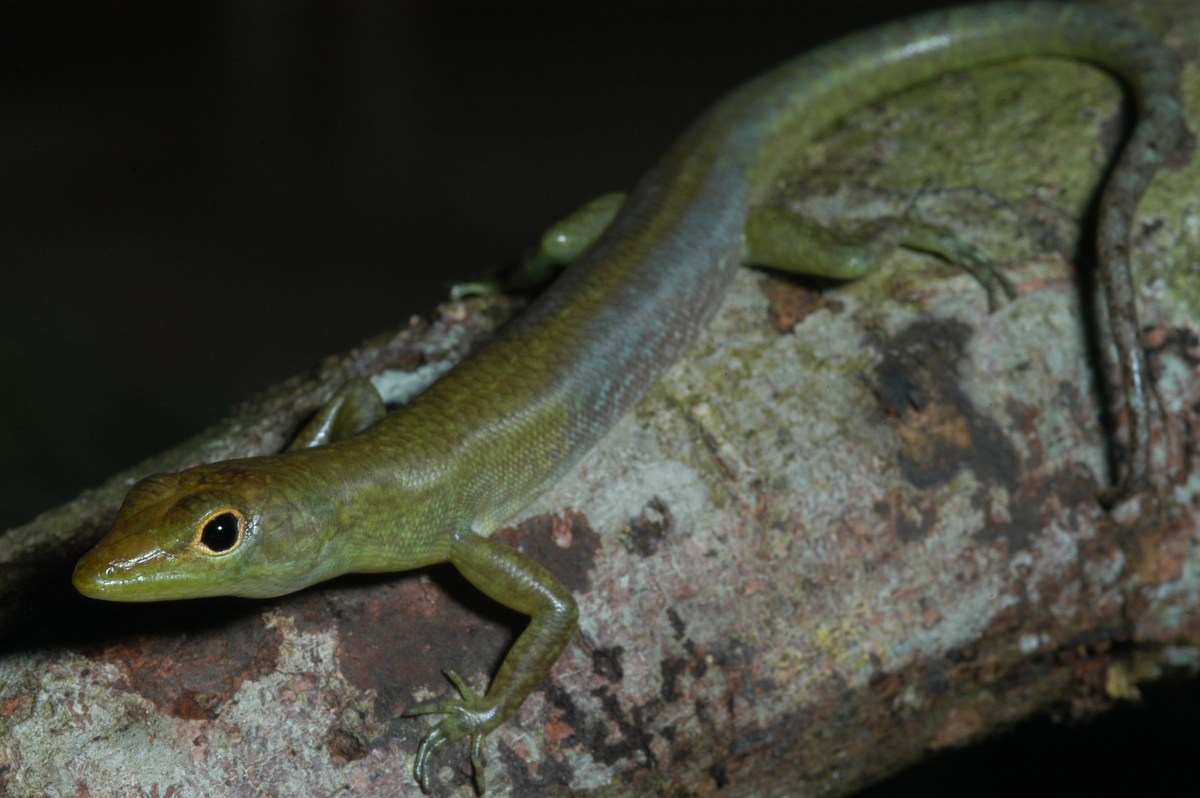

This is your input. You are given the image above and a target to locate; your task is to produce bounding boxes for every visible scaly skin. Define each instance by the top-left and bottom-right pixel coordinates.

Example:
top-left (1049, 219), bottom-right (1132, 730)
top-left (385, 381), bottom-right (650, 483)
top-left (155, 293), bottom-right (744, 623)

top-left (73, 2), bottom-right (1187, 791)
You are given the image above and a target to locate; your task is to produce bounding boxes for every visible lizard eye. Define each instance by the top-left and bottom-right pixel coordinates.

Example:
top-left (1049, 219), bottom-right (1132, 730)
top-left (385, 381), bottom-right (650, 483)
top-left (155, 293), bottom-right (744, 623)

top-left (195, 510), bottom-right (245, 554)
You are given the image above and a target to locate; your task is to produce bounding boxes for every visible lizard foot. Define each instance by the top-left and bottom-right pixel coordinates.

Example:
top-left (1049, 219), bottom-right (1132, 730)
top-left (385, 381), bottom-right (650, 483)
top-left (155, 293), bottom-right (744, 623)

top-left (405, 670), bottom-right (500, 794)
top-left (450, 279), bottom-right (503, 301)
top-left (900, 221), bottom-right (1016, 312)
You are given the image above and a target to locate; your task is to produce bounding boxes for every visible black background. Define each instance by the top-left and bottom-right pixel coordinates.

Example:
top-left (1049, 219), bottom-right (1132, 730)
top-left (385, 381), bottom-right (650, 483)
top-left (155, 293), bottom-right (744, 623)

top-left (2, 0), bottom-right (1193, 793)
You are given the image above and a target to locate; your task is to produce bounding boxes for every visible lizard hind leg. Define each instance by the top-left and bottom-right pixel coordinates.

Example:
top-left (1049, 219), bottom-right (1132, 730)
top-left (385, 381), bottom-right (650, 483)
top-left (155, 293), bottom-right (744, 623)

top-left (742, 204), bottom-right (1015, 311)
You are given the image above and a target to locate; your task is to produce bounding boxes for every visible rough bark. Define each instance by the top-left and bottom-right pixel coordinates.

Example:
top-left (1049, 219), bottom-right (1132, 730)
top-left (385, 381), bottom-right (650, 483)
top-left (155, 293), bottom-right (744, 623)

top-left (3, 1), bottom-right (1200, 795)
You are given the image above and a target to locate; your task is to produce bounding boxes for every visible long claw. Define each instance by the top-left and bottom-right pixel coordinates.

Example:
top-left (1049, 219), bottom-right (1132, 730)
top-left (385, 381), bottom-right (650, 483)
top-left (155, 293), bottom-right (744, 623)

top-left (414, 724), bottom-right (456, 792)
top-left (443, 669), bottom-right (480, 700)
top-left (895, 218), bottom-right (1014, 311)
top-left (405, 670), bottom-right (496, 793)
top-left (470, 733), bottom-right (486, 793)
top-left (405, 701), bottom-right (459, 717)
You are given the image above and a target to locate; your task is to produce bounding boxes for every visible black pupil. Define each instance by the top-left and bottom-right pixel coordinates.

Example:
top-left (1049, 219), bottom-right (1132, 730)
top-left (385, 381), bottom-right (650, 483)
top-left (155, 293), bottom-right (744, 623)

top-left (201, 512), bottom-right (240, 552)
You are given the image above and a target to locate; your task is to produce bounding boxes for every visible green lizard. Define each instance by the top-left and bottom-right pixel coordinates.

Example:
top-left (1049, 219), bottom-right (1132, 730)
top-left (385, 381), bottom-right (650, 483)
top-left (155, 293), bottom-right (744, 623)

top-left (73, 2), bottom-right (1188, 792)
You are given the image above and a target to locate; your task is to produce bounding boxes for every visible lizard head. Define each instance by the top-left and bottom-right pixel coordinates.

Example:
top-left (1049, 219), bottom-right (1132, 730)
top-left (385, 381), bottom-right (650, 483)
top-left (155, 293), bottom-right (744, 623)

top-left (73, 458), bottom-right (334, 601)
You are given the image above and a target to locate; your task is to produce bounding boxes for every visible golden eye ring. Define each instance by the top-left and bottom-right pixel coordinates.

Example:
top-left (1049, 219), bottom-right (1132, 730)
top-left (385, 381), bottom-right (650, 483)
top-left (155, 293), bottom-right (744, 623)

top-left (193, 509), bottom-right (246, 555)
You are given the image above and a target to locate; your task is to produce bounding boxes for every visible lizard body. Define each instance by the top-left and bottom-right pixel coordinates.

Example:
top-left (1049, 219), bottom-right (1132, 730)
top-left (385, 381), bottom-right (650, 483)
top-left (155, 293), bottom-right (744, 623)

top-left (74, 2), bottom-right (1188, 790)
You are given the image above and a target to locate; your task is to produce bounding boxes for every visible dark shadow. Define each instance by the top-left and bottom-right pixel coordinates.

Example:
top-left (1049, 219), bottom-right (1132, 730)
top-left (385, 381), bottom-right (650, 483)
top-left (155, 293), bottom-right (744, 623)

top-left (0, 555), bottom-right (269, 655)
top-left (856, 673), bottom-right (1200, 797)
top-left (1072, 91), bottom-right (1141, 490)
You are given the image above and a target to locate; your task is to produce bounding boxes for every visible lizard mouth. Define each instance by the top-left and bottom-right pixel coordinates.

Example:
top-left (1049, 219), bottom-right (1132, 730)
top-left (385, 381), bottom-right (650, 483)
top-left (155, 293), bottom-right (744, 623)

top-left (72, 529), bottom-right (172, 601)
